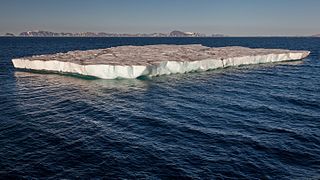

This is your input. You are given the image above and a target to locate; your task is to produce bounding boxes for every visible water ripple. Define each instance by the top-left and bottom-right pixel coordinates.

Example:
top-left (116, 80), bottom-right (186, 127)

top-left (0, 37), bottom-right (320, 179)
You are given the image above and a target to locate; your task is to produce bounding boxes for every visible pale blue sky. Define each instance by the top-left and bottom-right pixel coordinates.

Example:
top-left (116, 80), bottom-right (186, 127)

top-left (0, 0), bottom-right (319, 36)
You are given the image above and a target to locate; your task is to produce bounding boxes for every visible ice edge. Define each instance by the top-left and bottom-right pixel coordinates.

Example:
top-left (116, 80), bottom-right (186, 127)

top-left (12, 50), bottom-right (310, 79)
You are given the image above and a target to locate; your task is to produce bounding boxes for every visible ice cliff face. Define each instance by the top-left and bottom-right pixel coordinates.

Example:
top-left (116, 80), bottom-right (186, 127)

top-left (12, 45), bottom-right (310, 79)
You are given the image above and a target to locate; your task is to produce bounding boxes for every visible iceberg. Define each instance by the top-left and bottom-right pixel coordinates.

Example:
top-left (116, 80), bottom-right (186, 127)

top-left (12, 45), bottom-right (310, 79)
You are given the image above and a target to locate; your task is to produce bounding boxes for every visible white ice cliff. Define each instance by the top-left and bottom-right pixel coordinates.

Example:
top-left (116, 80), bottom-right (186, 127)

top-left (12, 45), bottom-right (310, 79)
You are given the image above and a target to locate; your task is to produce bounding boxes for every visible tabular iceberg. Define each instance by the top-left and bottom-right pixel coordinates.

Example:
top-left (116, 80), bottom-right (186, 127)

top-left (12, 45), bottom-right (310, 79)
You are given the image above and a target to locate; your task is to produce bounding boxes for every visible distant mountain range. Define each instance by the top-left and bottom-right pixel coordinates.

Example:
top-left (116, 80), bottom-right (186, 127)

top-left (2, 30), bottom-right (226, 37)
top-left (311, 34), bottom-right (320, 37)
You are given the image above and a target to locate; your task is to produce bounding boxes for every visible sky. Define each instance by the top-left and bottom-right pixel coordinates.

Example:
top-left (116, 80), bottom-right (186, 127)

top-left (0, 0), bottom-right (319, 36)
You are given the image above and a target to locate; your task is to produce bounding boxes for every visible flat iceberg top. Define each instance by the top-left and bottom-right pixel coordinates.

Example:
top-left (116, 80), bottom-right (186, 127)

top-left (18, 44), bottom-right (309, 66)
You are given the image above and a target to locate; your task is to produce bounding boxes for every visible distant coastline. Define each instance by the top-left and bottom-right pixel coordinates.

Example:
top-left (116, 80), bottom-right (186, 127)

top-left (1, 30), bottom-right (225, 37)
top-left (1, 30), bottom-right (319, 38)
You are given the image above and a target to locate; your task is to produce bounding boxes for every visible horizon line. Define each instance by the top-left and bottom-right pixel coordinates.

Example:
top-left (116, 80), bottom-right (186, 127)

top-left (1, 30), bottom-right (319, 37)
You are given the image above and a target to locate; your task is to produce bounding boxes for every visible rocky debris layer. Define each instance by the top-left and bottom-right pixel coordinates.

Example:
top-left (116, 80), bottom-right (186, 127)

top-left (12, 45), bottom-right (310, 79)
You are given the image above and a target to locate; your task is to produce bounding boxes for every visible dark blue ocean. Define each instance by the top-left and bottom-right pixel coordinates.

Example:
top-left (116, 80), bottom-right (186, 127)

top-left (0, 37), bottom-right (319, 179)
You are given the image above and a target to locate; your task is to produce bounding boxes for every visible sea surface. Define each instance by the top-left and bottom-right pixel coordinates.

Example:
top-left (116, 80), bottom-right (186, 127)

top-left (0, 37), bottom-right (319, 179)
